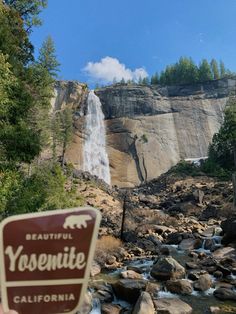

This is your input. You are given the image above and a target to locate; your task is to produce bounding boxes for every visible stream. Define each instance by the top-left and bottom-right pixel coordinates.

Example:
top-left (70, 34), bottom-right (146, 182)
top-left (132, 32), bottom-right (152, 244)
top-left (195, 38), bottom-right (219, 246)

top-left (89, 239), bottom-right (236, 314)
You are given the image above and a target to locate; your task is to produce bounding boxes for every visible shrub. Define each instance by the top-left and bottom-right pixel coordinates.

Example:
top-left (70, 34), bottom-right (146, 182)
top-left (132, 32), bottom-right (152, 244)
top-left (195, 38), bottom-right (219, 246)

top-left (200, 159), bottom-right (231, 180)
top-left (141, 134), bottom-right (148, 143)
top-left (95, 235), bottom-right (123, 266)
top-left (172, 160), bottom-right (201, 176)
top-left (4, 162), bottom-right (84, 216)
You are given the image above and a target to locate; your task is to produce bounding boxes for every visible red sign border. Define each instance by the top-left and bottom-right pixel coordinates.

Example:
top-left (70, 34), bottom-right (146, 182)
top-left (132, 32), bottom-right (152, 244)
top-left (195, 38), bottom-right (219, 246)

top-left (0, 207), bottom-right (101, 314)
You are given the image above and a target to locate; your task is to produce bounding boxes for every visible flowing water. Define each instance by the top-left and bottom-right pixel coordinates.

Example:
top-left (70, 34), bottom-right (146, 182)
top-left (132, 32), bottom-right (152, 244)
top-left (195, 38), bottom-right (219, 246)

top-left (89, 242), bottom-right (236, 314)
top-left (83, 91), bottom-right (111, 184)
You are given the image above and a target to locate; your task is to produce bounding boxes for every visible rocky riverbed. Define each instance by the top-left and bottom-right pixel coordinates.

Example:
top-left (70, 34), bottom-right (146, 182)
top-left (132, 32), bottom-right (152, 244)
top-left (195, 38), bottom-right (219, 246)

top-left (75, 170), bottom-right (236, 313)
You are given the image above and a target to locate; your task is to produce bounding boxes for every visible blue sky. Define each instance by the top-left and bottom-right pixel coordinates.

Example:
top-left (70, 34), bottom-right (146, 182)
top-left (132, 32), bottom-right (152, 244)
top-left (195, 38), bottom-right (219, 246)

top-left (31, 0), bottom-right (236, 85)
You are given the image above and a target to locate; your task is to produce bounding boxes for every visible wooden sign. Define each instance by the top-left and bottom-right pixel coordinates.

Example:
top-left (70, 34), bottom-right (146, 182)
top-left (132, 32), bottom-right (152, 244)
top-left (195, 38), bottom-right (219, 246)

top-left (0, 207), bottom-right (101, 314)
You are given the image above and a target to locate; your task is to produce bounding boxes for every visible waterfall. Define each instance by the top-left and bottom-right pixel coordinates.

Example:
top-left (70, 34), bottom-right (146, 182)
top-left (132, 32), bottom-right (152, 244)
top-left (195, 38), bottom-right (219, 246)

top-left (83, 90), bottom-right (111, 185)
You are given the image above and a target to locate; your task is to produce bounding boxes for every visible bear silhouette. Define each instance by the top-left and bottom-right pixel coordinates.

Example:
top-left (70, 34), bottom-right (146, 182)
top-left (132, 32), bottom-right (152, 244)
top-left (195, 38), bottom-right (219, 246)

top-left (63, 214), bottom-right (92, 229)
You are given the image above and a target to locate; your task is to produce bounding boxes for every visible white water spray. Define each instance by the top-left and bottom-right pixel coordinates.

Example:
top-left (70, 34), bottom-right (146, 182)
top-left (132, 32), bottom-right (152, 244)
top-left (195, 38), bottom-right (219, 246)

top-left (83, 91), bottom-right (111, 184)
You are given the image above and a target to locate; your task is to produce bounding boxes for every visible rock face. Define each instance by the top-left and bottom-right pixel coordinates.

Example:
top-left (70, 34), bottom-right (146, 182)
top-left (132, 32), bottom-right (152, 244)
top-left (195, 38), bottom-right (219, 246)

top-left (49, 80), bottom-right (88, 165)
top-left (54, 79), bottom-right (236, 187)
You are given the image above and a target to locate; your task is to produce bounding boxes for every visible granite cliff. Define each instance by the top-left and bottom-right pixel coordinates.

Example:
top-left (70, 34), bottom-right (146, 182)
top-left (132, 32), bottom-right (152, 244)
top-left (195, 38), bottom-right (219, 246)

top-left (51, 78), bottom-right (236, 187)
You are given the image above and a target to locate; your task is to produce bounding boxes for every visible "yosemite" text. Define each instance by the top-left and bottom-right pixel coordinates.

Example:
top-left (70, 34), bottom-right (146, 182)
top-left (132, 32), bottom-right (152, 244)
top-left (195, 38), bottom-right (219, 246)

top-left (5, 246), bottom-right (86, 272)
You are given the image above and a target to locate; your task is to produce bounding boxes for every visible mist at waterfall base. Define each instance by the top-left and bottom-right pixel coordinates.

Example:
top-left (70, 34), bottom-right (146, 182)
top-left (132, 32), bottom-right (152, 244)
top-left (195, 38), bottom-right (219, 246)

top-left (83, 91), bottom-right (111, 185)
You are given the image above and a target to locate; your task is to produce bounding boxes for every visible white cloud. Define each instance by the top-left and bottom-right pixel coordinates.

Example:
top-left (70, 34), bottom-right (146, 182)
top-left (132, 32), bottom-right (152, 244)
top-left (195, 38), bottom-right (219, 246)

top-left (83, 56), bottom-right (148, 83)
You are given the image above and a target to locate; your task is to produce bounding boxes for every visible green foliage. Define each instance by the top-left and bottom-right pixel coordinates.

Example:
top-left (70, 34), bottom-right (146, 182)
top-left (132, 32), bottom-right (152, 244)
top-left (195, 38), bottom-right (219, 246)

top-left (38, 36), bottom-right (60, 77)
top-left (0, 0), bottom-right (78, 218)
top-left (154, 57), bottom-right (233, 86)
top-left (51, 108), bottom-right (73, 166)
top-left (172, 159), bottom-right (231, 180)
top-left (210, 59), bottom-right (220, 80)
top-left (198, 59), bottom-right (213, 82)
top-left (4, 163), bottom-right (84, 215)
top-left (0, 1), bottom-right (56, 164)
top-left (0, 3), bottom-right (33, 69)
top-left (140, 134), bottom-right (148, 143)
top-left (0, 53), bottom-right (16, 114)
top-left (3, 0), bottom-right (48, 32)
top-left (159, 57), bottom-right (198, 85)
top-left (140, 77), bottom-right (149, 85)
top-left (172, 160), bottom-right (201, 176)
top-left (0, 122), bottom-right (41, 163)
top-left (220, 60), bottom-right (226, 78)
top-left (208, 98), bottom-right (236, 172)
top-left (151, 72), bottom-right (159, 85)
top-left (0, 168), bottom-right (22, 213)
top-left (200, 159), bottom-right (230, 180)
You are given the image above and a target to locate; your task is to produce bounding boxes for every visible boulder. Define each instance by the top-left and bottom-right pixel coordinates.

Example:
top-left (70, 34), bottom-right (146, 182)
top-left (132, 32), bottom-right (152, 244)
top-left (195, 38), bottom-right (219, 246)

top-left (213, 288), bottom-right (236, 301)
top-left (212, 247), bottom-right (236, 261)
top-left (101, 304), bottom-right (121, 314)
top-left (121, 270), bottom-right (143, 280)
top-left (112, 279), bottom-right (147, 303)
top-left (209, 307), bottom-right (221, 314)
top-left (90, 261), bottom-right (101, 277)
top-left (153, 298), bottom-right (192, 314)
top-left (193, 189), bottom-right (204, 204)
top-left (166, 233), bottom-right (183, 245)
top-left (77, 292), bottom-right (92, 314)
top-left (166, 279), bottom-right (193, 295)
top-left (178, 238), bottom-right (202, 251)
top-left (92, 283), bottom-right (114, 303)
top-left (221, 217), bottom-right (236, 244)
top-left (185, 262), bottom-right (199, 270)
top-left (151, 257), bottom-right (185, 280)
top-left (193, 274), bottom-right (212, 291)
top-left (133, 291), bottom-right (155, 314)
top-left (145, 282), bottom-right (161, 298)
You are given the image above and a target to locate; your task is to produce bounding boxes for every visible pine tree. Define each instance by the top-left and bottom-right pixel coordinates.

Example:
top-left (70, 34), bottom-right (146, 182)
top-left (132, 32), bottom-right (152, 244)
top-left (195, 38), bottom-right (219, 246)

top-left (220, 60), bottom-right (226, 78)
top-left (138, 76), bottom-right (143, 84)
top-left (151, 72), bottom-right (159, 85)
top-left (142, 77), bottom-right (149, 85)
top-left (198, 59), bottom-right (213, 82)
top-left (210, 59), bottom-right (220, 79)
top-left (38, 36), bottom-right (60, 78)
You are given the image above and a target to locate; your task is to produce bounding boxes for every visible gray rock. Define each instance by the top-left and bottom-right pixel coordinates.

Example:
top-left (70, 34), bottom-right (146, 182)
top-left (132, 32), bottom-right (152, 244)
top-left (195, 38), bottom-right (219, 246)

top-left (151, 257), bottom-right (186, 280)
top-left (77, 292), bottom-right (92, 314)
top-left (121, 270), bottom-right (143, 280)
top-left (153, 298), bottom-right (192, 314)
top-left (166, 279), bottom-right (193, 295)
top-left (178, 238), bottom-right (202, 251)
top-left (212, 247), bottom-right (236, 261)
top-left (193, 274), bottom-right (212, 291)
top-left (133, 291), bottom-right (155, 314)
top-left (145, 282), bottom-right (161, 298)
top-left (90, 261), bottom-right (101, 277)
top-left (221, 217), bottom-right (236, 244)
top-left (213, 288), bottom-right (236, 301)
top-left (209, 307), bottom-right (221, 314)
top-left (102, 304), bottom-right (121, 314)
top-left (112, 279), bottom-right (147, 303)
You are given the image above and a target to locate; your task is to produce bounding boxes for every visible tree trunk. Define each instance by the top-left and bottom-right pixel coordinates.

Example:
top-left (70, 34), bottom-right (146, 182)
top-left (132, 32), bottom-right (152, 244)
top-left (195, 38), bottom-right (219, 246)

top-left (61, 141), bottom-right (66, 169)
top-left (120, 191), bottom-right (129, 241)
